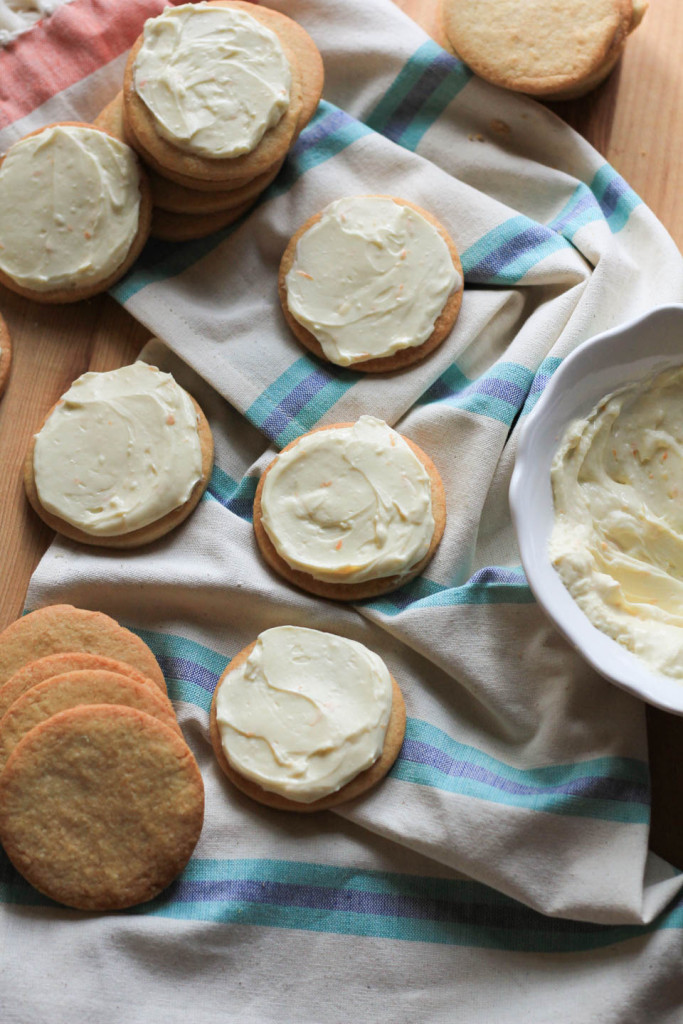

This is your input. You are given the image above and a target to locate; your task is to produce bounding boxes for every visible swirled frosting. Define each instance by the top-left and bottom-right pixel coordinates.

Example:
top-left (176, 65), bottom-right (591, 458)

top-left (133, 3), bottom-right (291, 159)
top-left (284, 197), bottom-right (460, 366)
top-left (550, 364), bottom-right (683, 678)
top-left (0, 125), bottom-right (141, 292)
top-left (260, 416), bottom-right (435, 584)
top-left (214, 625), bottom-right (393, 803)
top-left (33, 362), bottom-right (203, 536)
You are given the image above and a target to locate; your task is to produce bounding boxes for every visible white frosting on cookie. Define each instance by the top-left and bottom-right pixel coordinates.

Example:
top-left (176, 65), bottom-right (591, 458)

top-left (260, 416), bottom-right (435, 584)
top-left (0, 125), bottom-right (141, 293)
top-left (284, 197), bottom-right (460, 366)
top-left (215, 625), bottom-right (393, 803)
top-left (134, 3), bottom-right (291, 159)
top-left (33, 363), bottom-right (203, 536)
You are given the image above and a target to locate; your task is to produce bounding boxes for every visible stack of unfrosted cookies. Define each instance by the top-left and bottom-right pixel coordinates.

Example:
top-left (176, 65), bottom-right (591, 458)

top-left (0, 605), bottom-right (204, 910)
top-left (95, 1), bottom-right (324, 242)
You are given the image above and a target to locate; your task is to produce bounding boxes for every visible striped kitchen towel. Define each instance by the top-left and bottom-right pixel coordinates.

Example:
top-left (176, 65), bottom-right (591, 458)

top-left (4, 1), bottom-right (683, 1022)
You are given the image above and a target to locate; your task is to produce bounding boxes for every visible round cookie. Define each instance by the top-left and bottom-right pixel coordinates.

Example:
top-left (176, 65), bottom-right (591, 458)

top-left (0, 311), bottom-right (11, 398)
top-left (122, 2), bottom-right (306, 186)
top-left (0, 605), bottom-right (166, 692)
top-left (0, 669), bottom-right (181, 771)
top-left (440, 0), bottom-right (646, 101)
top-left (0, 705), bottom-right (204, 910)
top-left (0, 651), bottom-right (158, 722)
top-left (150, 199), bottom-right (255, 242)
top-left (24, 368), bottom-right (214, 548)
top-left (209, 634), bottom-right (406, 812)
top-left (279, 197), bottom-right (463, 372)
top-left (253, 421), bottom-right (446, 601)
top-left (0, 122), bottom-right (152, 304)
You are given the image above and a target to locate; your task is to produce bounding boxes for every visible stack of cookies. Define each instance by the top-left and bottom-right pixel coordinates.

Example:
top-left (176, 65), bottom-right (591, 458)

top-left (0, 605), bottom-right (204, 910)
top-left (95, 1), bottom-right (324, 241)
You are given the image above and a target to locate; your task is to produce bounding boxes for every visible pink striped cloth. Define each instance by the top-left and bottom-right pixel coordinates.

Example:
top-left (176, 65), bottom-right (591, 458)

top-left (0, 0), bottom-right (203, 148)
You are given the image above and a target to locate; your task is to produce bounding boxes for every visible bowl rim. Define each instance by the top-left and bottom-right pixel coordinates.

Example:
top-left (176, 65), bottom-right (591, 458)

top-left (509, 302), bottom-right (683, 715)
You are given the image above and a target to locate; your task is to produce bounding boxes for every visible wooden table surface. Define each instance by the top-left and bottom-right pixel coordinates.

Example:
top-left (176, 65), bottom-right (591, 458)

top-left (1, 0), bottom-right (682, 865)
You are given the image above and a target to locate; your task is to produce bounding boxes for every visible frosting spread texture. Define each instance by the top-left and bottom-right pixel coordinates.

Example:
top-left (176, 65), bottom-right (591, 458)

top-left (550, 364), bottom-right (683, 679)
top-left (215, 626), bottom-right (393, 803)
top-left (0, 125), bottom-right (141, 292)
top-left (33, 362), bottom-right (203, 536)
top-left (134, 3), bottom-right (291, 159)
top-left (261, 416), bottom-right (435, 584)
top-left (285, 196), bottom-right (460, 366)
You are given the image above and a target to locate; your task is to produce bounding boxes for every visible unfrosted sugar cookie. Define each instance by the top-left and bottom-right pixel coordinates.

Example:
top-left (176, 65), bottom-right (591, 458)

top-left (0, 605), bottom-right (166, 692)
top-left (254, 416), bottom-right (446, 600)
top-left (24, 362), bottom-right (213, 547)
top-left (280, 196), bottom-right (463, 371)
top-left (0, 705), bottom-right (204, 910)
top-left (0, 669), bottom-right (181, 771)
top-left (210, 625), bottom-right (406, 811)
top-left (440, 0), bottom-right (647, 101)
top-left (0, 311), bottom-right (11, 397)
top-left (122, 2), bottom-right (321, 187)
top-left (0, 123), bottom-right (151, 303)
top-left (0, 651), bottom-right (159, 722)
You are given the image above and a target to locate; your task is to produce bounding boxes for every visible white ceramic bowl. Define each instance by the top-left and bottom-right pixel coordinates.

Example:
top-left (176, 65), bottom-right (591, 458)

top-left (510, 303), bottom-right (683, 714)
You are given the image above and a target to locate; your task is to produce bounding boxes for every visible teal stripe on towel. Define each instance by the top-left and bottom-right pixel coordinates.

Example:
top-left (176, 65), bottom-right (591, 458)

top-left (2, 855), bottom-right (678, 950)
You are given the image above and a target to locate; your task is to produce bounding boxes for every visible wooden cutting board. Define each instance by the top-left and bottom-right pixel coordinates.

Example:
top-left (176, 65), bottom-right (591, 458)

top-left (1, 0), bottom-right (682, 866)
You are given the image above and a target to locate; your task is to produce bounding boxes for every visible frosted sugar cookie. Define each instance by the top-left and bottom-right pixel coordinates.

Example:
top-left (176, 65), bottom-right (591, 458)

top-left (24, 362), bottom-right (214, 547)
top-left (0, 651), bottom-right (158, 722)
top-left (0, 669), bottom-right (181, 771)
top-left (210, 625), bottom-right (406, 811)
top-left (0, 605), bottom-right (166, 692)
top-left (254, 416), bottom-right (446, 600)
top-left (0, 123), bottom-right (151, 303)
top-left (123, 2), bottom-right (313, 186)
top-left (280, 197), bottom-right (463, 371)
top-left (0, 705), bottom-right (204, 910)
top-left (440, 0), bottom-right (647, 100)
top-left (0, 311), bottom-right (11, 397)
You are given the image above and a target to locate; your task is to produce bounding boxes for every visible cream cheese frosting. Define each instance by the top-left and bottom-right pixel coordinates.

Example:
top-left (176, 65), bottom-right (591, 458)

top-left (133, 3), bottom-right (291, 160)
top-left (550, 364), bottom-right (683, 679)
top-left (214, 625), bottom-right (393, 803)
top-left (0, 125), bottom-right (141, 293)
top-left (261, 416), bottom-right (435, 584)
top-left (33, 362), bottom-right (203, 536)
top-left (284, 197), bottom-right (460, 366)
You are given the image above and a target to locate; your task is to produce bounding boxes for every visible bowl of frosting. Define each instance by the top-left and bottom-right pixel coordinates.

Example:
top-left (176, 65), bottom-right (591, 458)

top-left (510, 303), bottom-right (683, 714)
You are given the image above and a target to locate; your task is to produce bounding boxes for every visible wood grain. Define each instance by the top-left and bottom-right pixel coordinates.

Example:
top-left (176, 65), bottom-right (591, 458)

top-left (1, 0), bottom-right (682, 866)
